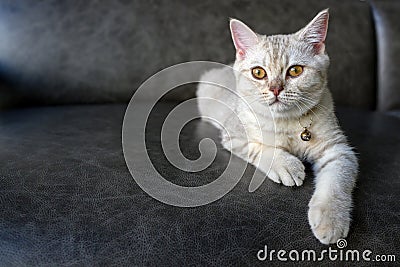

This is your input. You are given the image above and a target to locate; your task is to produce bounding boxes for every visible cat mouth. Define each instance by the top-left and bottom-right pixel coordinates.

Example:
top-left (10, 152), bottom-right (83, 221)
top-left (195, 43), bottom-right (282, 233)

top-left (269, 99), bottom-right (280, 105)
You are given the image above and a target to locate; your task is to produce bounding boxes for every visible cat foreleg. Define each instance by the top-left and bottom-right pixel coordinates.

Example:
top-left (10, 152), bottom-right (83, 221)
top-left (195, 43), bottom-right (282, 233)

top-left (308, 143), bottom-right (358, 244)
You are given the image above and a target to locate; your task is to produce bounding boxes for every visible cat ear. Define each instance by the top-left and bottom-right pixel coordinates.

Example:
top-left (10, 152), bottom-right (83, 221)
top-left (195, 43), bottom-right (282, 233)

top-left (229, 19), bottom-right (259, 59)
top-left (297, 9), bottom-right (329, 54)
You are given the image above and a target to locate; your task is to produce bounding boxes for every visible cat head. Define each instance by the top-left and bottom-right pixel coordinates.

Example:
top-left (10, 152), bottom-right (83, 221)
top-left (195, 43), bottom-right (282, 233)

top-left (230, 9), bottom-right (330, 118)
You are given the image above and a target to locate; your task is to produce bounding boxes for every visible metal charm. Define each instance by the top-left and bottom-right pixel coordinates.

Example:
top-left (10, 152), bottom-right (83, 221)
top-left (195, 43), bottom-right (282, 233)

top-left (300, 128), bottom-right (312, 141)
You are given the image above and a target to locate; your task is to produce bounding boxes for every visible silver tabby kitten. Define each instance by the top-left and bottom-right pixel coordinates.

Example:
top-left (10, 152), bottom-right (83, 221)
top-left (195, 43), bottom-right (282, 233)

top-left (197, 9), bottom-right (358, 244)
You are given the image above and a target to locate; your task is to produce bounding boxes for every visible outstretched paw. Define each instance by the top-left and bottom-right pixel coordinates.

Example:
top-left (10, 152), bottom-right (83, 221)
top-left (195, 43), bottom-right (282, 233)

top-left (308, 199), bottom-right (350, 244)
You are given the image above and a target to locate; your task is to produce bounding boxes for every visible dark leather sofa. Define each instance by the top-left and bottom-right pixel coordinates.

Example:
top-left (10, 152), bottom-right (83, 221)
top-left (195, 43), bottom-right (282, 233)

top-left (1, 1), bottom-right (399, 266)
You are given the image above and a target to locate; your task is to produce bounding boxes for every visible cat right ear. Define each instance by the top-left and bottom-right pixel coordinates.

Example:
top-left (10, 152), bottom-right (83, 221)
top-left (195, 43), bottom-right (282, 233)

top-left (297, 9), bottom-right (329, 54)
top-left (229, 19), bottom-right (259, 59)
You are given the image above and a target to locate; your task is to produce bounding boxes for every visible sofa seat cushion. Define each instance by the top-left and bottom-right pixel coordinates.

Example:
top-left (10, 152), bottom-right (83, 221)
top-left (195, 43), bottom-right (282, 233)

top-left (0, 103), bottom-right (399, 265)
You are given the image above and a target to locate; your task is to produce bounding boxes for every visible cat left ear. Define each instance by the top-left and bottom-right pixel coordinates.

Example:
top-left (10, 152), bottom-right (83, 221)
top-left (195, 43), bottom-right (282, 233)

top-left (297, 9), bottom-right (329, 54)
top-left (229, 19), bottom-right (259, 59)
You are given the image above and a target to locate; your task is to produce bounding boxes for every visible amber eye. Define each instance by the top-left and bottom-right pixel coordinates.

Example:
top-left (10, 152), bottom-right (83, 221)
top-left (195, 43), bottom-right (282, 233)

top-left (287, 65), bottom-right (304, 77)
top-left (251, 67), bottom-right (267, 80)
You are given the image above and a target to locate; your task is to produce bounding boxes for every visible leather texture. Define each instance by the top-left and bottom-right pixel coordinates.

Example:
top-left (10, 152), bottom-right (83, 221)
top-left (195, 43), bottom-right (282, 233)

top-left (372, 0), bottom-right (400, 111)
top-left (0, 0), bottom-right (375, 109)
top-left (1, 103), bottom-right (399, 266)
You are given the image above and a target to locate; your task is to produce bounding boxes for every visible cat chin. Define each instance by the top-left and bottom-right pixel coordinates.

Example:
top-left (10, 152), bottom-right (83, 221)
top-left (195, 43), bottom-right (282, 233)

top-left (267, 103), bottom-right (306, 119)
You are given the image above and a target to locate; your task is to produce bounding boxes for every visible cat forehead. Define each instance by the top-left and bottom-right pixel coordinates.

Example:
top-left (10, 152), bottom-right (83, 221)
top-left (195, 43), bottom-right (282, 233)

top-left (265, 34), bottom-right (292, 47)
top-left (263, 34), bottom-right (302, 56)
top-left (248, 34), bottom-right (311, 65)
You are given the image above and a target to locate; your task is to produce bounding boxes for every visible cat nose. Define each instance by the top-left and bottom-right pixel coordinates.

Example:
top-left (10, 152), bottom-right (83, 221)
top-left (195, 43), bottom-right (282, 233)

top-left (269, 86), bottom-right (284, 96)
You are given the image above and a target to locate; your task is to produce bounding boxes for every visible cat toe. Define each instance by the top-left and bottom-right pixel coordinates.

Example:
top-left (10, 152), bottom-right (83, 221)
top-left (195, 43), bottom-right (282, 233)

top-left (292, 174), bottom-right (304, 186)
top-left (279, 168), bottom-right (297, 186)
top-left (268, 167), bottom-right (296, 186)
top-left (288, 165), bottom-right (305, 186)
top-left (268, 164), bottom-right (306, 187)
top-left (267, 169), bottom-right (282, 184)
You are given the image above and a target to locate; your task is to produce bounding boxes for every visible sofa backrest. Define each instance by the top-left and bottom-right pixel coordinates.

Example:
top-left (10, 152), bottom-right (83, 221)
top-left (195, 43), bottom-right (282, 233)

top-left (372, 0), bottom-right (400, 111)
top-left (0, 0), bottom-right (376, 109)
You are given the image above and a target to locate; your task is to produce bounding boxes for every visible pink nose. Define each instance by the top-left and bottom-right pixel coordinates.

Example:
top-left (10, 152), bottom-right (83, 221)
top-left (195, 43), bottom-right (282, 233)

top-left (269, 86), bottom-right (283, 96)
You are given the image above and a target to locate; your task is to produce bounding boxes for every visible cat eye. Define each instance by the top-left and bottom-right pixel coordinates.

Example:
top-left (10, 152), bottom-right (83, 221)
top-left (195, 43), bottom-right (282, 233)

top-left (287, 65), bottom-right (304, 77)
top-left (251, 67), bottom-right (267, 80)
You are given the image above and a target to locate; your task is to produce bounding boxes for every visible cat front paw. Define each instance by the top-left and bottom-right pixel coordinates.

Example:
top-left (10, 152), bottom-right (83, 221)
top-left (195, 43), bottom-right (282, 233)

top-left (308, 198), bottom-right (350, 244)
top-left (268, 151), bottom-right (305, 186)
